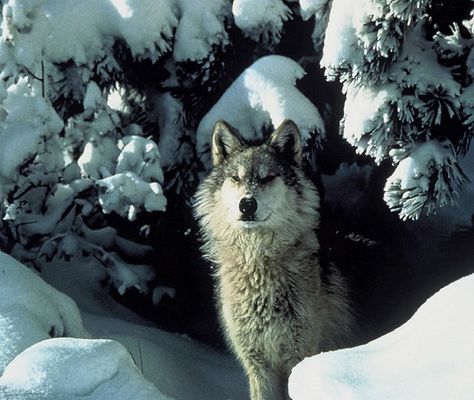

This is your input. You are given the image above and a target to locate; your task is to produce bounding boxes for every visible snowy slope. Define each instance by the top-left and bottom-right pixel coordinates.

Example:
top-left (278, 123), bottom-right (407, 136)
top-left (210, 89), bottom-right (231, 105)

top-left (0, 252), bottom-right (88, 373)
top-left (0, 252), bottom-right (247, 400)
top-left (289, 272), bottom-right (474, 400)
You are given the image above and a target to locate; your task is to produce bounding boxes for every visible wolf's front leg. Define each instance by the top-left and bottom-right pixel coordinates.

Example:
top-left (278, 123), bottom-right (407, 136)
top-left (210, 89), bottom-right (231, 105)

top-left (247, 367), bottom-right (291, 400)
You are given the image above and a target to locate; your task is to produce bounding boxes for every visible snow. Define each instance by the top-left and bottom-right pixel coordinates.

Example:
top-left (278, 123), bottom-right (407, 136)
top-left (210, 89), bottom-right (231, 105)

top-left (1, 0), bottom-right (234, 67)
top-left (327, 13), bottom-right (466, 219)
top-left (116, 136), bottom-right (164, 183)
top-left (298, 0), bottom-right (330, 20)
top-left (343, 82), bottom-right (400, 163)
top-left (289, 272), bottom-right (474, 400)
top-left (0, 251), bottom-right (248, 400)
top-left (0, 338), bottom-right (168, 400)
top-left (1, 0), bottom-right (179, 67)
top-left (384, 140), bottom-right (468, 220)
top-left (232, 0), bottom-right (291, 43)
top-left (0, 77), bottom-right (63, 184)
top-left (297, 0), bottom-right (332, 50)
top-left (83, 81), bottom-right (103, 111)
top-left (196, 55), bottom-right (325, 166)
top-left (2, 249), bottom-right (473, 400)
top-left (320, 0), bottom-right (360, 78)
top-left (98, 172), bottom-right (166, 220)
top-left (0, 251), bottom-right (88, 373)
top-left (77, 132), bottom-right (167, 220)
top-left (173, 0), bottom-right (230, 62)
top-left (392, 28), bottom-right (461, 103)
top-left (321, 0), bottom-right (429, 82)
top-left (155, 93), bottom-right (189, 168)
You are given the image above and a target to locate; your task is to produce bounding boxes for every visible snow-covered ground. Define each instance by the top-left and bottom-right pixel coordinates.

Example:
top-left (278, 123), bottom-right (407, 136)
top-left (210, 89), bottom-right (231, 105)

top-left (0, 251), bottom-right (247, 400)
top-left (0, 250), bottom-right (473, 399)
top-left (289, 271), bottom-right (474, 400)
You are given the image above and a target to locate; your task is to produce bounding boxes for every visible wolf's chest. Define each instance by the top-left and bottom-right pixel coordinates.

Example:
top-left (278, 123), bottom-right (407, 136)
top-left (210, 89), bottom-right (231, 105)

top-left (218, 257), bottom-right (302, 326)
top-left (217, 261), bottom-right (310, 366)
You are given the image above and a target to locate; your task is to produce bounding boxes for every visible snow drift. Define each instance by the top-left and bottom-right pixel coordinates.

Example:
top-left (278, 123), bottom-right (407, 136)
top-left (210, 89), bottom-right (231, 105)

top-left (0, 251), bottom-right (88, 373)
top-left (0, 338), bottom-right (169, 400)
top-left (289, 272), bottom-right (474, 400)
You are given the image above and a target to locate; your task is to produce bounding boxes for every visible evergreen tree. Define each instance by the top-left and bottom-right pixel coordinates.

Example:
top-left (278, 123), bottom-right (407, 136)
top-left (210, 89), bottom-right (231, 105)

top-left (0, 0), bottom-right (473, 340)
top-left (319, 0), bottom-right (473, 220)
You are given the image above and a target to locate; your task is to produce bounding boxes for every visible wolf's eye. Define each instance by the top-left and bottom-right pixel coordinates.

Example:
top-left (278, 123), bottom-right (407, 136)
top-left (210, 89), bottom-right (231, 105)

top-left (260, 175), bottom-right (276, 184)
top-left (231, 175), bottom-right (241, 183)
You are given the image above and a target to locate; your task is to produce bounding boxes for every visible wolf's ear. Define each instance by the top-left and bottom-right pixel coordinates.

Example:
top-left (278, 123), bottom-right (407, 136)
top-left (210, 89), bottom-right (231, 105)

top-left (211, 120), bottom-right (243, 165)
top-left (268, 119), bottom-right (302, 165)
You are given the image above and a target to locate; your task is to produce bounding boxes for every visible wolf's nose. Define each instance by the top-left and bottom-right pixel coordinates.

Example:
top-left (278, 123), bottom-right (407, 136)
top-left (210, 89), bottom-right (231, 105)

top-left (239, 197), bottom-right (258, 218)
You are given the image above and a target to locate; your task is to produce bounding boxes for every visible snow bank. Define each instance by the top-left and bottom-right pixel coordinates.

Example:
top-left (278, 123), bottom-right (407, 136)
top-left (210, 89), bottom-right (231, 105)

top-left (0, 338), bottom-right (169, 400)
top-left (289, 273), bottom-right (474, 400)
top-left (37, 257), bottom-right (250, 400)
top-left (196, 55), bottom-right (325, 166)
top-left (0, 251), bottom-right (88, 373)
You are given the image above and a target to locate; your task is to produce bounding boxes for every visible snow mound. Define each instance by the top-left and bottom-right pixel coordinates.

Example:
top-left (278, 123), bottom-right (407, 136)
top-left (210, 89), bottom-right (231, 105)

top-left (289, 273), bottom-right (474, 400)
top-left (0, 251), bottom-right (88, 373)
top-left (196, 55), bottom-right (325, 166)
top-left (0, 338), bottom-right (170, 400)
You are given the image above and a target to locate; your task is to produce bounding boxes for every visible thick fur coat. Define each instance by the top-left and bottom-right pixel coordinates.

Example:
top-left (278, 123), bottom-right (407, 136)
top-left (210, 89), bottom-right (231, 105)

top-left (194, 120), bottom-right (353, 400)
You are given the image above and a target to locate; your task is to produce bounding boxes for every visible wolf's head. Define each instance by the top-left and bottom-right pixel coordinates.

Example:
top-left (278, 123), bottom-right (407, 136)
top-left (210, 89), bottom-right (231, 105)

top-left (195, 119), bottom-right (320, 239)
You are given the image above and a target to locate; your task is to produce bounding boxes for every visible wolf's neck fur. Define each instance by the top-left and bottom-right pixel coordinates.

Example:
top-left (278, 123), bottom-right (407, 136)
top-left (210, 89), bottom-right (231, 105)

top-left (214, 223), bottom-right (319, 277)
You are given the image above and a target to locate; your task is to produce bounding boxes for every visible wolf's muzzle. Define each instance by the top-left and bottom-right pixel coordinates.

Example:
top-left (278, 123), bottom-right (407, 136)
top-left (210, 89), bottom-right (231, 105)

top-left (239, 197), bottom-right (258, 221)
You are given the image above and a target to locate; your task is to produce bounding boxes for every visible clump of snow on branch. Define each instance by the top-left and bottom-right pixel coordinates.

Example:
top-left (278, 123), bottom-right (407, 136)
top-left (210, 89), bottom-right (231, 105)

top-left (290, 272), bottom-right (474, 400)
top-left (96, 135), bottom-right (167, 220)
top-left (298, 0), bottom-right (333, 51)
top-left (322, 0), bottom-right (429, 83)
top-left (1, 0), bottom-right (178, 68)
top-left (319, 0), bottom-right (470, 219)
top-left (342, 82), bottom-right (400, 163)
top-left (196, 55), bottom-right (325, 166)
top-left (155, 93), bottom-right (190, 169)
top-left (232, 0), bottom-right (291, 44)
top-left (0, 77), bottom-right (63, 188)
top-left (173, 0), bottom-right (230, 62)
top-left (384, 140), bottom-right (468, 221)
top-left (0, 251), bottom-right (88, 373)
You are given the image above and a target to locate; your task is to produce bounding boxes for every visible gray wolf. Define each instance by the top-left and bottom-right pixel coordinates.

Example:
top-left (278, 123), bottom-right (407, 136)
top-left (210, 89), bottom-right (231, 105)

top-left (194, 119), bottom-right (353, 400)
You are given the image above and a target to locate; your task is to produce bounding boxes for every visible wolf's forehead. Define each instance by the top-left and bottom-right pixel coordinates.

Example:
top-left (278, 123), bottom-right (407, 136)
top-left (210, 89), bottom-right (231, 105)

top-left (236, 163), bottom-right (270, 177)
top-left (235, 150), bottom-right (276, 177)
